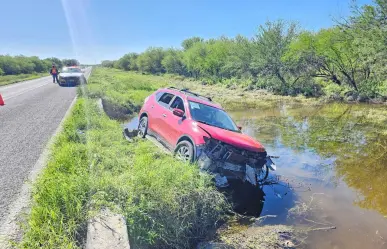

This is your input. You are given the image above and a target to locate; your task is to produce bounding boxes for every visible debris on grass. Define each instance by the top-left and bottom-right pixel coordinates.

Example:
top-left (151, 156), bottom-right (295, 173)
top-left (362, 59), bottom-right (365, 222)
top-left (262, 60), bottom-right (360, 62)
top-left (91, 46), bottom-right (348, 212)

top-left (218, 224), bottom-right (304, 249)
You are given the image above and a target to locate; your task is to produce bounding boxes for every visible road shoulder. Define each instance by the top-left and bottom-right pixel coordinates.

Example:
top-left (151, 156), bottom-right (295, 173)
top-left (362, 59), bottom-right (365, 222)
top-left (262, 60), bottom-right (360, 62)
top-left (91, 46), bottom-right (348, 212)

top-left (0, 96), bottom-right (78, 249)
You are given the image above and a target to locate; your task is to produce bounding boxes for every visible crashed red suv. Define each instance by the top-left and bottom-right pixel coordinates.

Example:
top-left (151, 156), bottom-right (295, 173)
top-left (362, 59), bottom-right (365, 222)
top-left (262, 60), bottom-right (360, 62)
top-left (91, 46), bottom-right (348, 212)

top-left (138, 87), bottom-right (276, 187)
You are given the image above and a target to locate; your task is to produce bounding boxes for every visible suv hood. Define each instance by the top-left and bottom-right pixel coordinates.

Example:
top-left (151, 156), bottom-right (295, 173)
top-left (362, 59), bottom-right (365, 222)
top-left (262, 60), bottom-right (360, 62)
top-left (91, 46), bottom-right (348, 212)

top-left (197, 123), bottom-right (265, 153)
top-left (60, 73), bottom-right (83, 77)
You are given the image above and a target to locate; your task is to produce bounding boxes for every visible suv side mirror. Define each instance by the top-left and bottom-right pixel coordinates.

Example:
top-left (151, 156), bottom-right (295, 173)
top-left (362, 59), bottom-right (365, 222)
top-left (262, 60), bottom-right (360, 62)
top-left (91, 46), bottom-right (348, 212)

top-left (173, 108), bottom-right (184, 117)
top-left (237, 125), bottom-right (242, 130)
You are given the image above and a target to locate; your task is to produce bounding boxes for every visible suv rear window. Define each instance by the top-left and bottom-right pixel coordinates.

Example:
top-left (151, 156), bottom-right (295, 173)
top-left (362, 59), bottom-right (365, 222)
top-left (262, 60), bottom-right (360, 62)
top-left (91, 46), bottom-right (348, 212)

top-left (158, 93), bottom-right (174, 106)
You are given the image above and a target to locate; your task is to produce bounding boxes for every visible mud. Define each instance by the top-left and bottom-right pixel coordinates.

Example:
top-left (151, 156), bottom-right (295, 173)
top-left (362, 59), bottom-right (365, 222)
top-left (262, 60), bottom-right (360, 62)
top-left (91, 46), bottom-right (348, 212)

top-left (101, 98), bottom-right (139, 120)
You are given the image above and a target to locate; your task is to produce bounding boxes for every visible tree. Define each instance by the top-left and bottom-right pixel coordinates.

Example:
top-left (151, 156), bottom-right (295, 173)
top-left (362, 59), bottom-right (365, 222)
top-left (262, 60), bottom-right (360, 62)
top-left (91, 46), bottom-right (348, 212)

top-left (286, 25), bottom-right (381, 93)
top-left (182, 37), bottom-right (203, 50)
top-left (45, 57), bottom-right (63, 69)
top-left (101, 60), bottom-right (115, 68)
top-left (0, 55), bottom-right (21, 75)
top-left (29, 56), bottom-right (46, 72)
top-left (223, 35), bottom-right (255, 78)
top-left (183, 42), bottom-right (209, 78)
top-left (161, 49), bottom-right (186, 75)
top-left (62, 59), bottom-right (80, 67)
top-left (116, 53), bottom-right (138, 71)
top-left (285, 31), bottom-right (344, 86)
top-left (252, 20), bottom-right (299, 93)
top-left (203, 37), bottom-right (232, 79)
top-left (136, 47), bottom-right (165, 74)
top-left (338, 0), bottom-right (387, 95)
top-left (183, 38), bottom-right (232, 79)
top-left (0, 55), bottom-right (83, 76)
top-left (15, 56), bottom-right (35, 74)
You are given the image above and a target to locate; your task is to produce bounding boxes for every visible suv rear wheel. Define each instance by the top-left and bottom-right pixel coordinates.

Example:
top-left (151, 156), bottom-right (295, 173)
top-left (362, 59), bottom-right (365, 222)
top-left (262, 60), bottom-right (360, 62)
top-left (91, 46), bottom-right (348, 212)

top-left (175, 141), bottom-right (194, 163)
top-left (138, 116), bottom-right (148, 138)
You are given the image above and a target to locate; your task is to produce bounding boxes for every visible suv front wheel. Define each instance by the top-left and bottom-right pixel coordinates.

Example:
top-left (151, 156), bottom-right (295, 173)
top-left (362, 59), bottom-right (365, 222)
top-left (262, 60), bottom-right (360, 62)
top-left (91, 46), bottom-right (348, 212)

top-left (174, 141), bottom-right (194, 163)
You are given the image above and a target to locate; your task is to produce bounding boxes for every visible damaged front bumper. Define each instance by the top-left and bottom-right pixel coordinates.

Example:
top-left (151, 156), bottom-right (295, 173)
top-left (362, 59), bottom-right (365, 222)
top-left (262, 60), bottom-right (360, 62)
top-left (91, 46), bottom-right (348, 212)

top-left (196, 139), bottom-right (276, 188)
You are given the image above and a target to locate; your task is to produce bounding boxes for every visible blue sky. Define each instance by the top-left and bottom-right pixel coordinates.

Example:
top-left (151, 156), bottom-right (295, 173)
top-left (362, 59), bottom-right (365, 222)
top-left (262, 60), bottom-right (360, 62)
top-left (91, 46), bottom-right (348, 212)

top-left (0, 0), bottom-right (372, 64)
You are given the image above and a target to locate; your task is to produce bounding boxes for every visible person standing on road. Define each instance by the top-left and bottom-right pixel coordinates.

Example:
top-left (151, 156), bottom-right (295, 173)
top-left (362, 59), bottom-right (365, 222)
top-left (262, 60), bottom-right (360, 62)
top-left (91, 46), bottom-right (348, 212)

top-left (50, 65), bottom-right (59, 83)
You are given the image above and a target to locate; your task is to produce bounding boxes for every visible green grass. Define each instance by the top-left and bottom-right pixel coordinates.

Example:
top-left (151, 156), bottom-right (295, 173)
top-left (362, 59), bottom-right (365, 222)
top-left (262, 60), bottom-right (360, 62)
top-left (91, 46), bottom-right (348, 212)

top-left (86, 68), bottom-right (168, 109)
top-left (22, 67), bottom-right (331, 249)
top-left (86, 68), bottom-right (321, 113)
top-left (0, 73), bottom-right (47, 86)
top-left (20, 83), bottom-right (227, 248)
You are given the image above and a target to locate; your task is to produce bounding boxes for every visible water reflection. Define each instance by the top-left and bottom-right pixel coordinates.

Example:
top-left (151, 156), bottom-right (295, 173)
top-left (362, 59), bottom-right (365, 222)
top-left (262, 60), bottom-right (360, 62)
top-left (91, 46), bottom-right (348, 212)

top-left (232, 103), bottom-right (387, 216)
top-left (231, 103), bottom-right (387, 248)
top-left (336, 135), bottom-right (387, 215)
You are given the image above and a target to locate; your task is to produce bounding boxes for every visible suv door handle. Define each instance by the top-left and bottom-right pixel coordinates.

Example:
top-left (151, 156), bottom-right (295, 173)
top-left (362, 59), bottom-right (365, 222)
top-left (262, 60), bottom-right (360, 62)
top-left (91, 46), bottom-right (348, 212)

top-left (162, 114), bottom-right (167, 117)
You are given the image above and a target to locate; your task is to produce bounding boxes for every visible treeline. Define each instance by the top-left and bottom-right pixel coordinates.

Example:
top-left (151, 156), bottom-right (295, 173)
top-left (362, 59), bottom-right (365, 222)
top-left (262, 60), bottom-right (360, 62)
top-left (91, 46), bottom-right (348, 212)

top-left (0, 55), bottom-right (80, 76)
top-left (102, 0), bottom-right (386, 99)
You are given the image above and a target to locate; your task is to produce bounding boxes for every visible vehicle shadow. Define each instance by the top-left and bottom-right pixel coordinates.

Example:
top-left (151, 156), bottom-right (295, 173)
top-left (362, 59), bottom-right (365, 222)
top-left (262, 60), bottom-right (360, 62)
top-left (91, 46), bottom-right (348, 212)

top-left (58, 83), bottom-right (79, 88)
top-left (219, 178), bottom-right (296, 220)
top-left (219, 180), bottom-right (265, 217)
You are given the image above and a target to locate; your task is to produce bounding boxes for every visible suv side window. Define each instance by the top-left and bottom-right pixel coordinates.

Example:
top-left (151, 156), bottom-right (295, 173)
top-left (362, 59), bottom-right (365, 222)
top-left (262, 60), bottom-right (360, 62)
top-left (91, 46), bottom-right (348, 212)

top-left (158, 93), bottom-right (174, 106)
top-left (170, 97), bottom-right (185, 112)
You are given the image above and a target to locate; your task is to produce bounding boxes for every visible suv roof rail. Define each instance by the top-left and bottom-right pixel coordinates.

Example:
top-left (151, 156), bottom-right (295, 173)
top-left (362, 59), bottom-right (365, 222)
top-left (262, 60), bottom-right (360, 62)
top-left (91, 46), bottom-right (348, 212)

top-left (167, 86), bottom-right (212, 102)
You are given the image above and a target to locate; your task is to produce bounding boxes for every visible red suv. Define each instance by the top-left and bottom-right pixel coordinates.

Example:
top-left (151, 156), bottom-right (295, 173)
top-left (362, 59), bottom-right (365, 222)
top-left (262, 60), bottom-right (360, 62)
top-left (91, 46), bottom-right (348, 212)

top-left (138, 87), bottom-right (276, 187)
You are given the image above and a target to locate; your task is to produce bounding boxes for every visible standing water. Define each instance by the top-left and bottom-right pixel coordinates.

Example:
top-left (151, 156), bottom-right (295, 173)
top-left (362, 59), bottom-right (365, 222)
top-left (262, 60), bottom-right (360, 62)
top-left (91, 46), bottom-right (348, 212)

top-left (123, 103), bottom-right (387, 248)
top-left (230, 103), bottom-right (387, 249)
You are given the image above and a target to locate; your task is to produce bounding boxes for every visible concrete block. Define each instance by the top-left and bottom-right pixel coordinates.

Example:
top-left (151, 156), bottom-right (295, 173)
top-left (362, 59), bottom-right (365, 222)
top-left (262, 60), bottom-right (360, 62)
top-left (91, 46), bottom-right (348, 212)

top-left (86, 209), bottom-right (130, 249)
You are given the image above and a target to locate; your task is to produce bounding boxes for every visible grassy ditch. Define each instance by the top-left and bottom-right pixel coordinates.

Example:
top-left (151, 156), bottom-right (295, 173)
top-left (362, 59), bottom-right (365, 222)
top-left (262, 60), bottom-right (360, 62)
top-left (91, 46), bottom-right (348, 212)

top-left (20, 96), bottom-right (227, 248)
top-left (85, 68), bottom-right (304, 247)
top-left (0, 73), bottom-right (47, 86)
top-left (20, 67), bottom-right (316, 249)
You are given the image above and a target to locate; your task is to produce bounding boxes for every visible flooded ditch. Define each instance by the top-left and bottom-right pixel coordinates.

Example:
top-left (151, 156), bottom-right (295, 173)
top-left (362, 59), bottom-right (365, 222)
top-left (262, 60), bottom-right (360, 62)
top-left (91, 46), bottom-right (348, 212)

top-left (122, 103), bottom-right (387, 248)
top-left (230, 103), bottom-right (387, 249)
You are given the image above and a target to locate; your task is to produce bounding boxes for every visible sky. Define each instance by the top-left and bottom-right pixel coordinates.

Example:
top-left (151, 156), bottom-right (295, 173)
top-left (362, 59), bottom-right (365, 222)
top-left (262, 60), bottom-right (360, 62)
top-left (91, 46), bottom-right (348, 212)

top-left (0, 0), bottom-right (373, 64)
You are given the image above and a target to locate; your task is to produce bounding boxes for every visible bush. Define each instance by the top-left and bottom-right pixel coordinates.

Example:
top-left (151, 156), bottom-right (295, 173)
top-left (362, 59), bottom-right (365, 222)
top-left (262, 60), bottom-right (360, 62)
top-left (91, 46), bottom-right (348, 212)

top-left (0, 55), bottom-right (79, 76)
top-left (378, 80), bottom-right (387, 97)
top-left (322, 83), bottom-right (347, 97)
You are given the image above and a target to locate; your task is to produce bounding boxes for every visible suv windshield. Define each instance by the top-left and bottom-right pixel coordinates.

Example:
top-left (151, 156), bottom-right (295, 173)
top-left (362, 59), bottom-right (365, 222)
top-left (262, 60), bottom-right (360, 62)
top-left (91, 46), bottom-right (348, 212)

top-left (62, 67), bottom-right (81, 73)
top-left (188, 101), bottom-right (239, 132)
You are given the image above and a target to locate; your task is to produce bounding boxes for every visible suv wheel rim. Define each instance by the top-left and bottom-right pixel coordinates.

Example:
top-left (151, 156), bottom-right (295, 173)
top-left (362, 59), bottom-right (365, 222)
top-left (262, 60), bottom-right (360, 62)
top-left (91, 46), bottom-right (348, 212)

top-left (138, 118), bottom-right (146, 136)
top-left (177, 146), bottom-right (190, 161)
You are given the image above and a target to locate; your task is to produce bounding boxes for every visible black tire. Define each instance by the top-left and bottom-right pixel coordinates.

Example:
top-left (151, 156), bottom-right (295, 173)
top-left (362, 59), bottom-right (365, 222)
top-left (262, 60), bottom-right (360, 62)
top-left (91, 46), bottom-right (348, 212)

top-left (138, 116), bottom-right (148, 138)
top-left (174, 141), bottom-right (194, 163)
top-left (256, 164), bottom-right (269, 183)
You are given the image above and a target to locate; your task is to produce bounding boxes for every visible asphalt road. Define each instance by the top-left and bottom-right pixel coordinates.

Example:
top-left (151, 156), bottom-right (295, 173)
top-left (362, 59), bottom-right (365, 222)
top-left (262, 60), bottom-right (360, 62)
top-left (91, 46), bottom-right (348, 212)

top-left (0, 69), bottom-right (91, 225)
